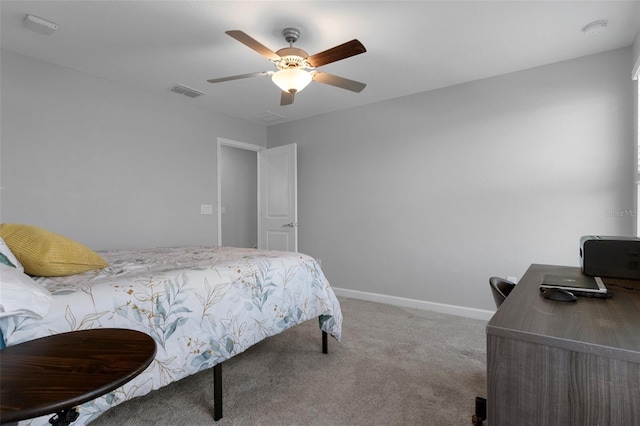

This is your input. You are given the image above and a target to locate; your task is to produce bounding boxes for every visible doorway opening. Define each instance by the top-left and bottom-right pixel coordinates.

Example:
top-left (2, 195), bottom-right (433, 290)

top-left (217, 138), bottom-right (262, 247)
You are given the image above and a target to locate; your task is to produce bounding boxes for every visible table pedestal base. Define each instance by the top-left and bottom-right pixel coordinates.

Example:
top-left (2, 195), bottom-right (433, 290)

top-left (48, 408), bottom-right (79, 426)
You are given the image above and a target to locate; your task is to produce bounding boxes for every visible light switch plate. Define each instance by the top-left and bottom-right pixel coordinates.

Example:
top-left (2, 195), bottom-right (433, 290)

top-left (200, 204), bottom-right (213, 215)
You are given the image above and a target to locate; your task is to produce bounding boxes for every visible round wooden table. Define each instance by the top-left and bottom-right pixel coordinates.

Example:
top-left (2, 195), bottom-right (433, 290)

top-left (0, 328), bottom-right (156, 425)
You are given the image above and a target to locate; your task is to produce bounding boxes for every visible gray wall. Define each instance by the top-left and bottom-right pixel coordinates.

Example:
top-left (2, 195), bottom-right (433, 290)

top-left (0, 50), bottom-right (267, 250)
top-left (633, 29), bottom-right (640, 69)
top-left (267, 48), bottom-right (635, 311)
top-left (221, 145), bottom-right (257, 248)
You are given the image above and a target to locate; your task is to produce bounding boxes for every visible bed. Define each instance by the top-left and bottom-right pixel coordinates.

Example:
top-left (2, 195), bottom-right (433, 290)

top-left (0, 239), bottom-right (342, 426)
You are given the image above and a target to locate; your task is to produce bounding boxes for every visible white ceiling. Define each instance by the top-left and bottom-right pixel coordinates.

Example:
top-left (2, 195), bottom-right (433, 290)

top-left (1, 1), bottom-right (639, 126)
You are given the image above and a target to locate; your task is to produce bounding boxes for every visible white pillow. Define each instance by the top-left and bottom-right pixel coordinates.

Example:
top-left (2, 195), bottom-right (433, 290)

top-left (0, 263), bottom-right (52, 319)
top-left (0, 236), bottom-right (23, 272)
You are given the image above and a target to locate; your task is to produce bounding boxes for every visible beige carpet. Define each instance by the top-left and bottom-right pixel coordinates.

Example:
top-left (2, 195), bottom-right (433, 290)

top-left (90, 297), bottom-right (488, 425)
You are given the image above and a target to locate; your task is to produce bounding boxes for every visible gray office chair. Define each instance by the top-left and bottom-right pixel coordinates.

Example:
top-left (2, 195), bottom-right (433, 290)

top-left (489, 276), bottom-right (516, 308)
top-left (473, 277), bottom-right (518, 425)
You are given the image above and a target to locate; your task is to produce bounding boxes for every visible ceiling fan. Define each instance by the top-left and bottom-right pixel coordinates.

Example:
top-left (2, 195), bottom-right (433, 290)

top-left (207, 28), bottom-right (367, 106)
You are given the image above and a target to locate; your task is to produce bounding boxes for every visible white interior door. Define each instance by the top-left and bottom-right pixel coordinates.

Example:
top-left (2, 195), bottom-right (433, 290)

top-left (258, 143), bottom-right (297, 251)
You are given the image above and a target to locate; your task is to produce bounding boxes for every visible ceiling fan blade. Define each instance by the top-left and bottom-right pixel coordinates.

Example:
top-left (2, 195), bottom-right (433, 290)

top-left (307, 39), bottom-right (366, 68)
top-left (280, 91), bottom-right (294, 106)
top-left (207, 71), bottom-right (271, 84)
top-left (312, 72), bottom-right (366, 93)
top-left (225, 30), bottom-right (281, 61)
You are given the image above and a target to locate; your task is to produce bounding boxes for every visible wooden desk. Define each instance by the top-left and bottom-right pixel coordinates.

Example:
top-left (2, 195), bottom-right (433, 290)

top-left (0, 328), bottom-right (156, 425)
top-left (487, 264), bottom-right (640, 426)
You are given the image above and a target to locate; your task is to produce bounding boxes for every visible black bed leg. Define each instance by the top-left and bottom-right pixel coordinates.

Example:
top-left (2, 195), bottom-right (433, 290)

top-left (213, 363), bottom-right (222, 421)
top-left (322, 330), bottom-right (328, 354)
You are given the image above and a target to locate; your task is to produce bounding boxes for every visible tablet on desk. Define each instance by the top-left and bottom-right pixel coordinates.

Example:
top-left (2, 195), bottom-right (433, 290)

top-left (540, 274), bottom-right (612, 298)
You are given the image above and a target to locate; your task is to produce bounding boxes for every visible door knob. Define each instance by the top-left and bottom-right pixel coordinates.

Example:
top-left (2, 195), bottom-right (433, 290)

top-left (284, 222), bottom-right (298, 228)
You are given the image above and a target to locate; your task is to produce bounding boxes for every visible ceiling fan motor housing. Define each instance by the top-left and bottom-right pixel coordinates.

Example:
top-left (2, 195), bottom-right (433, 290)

top-left (275, 47), bottom-right (310, 70)
top-left (274, 29), bottom-right (309, 70)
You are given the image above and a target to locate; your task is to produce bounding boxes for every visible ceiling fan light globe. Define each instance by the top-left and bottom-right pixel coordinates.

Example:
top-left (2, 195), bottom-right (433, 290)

top-left (272, 69), bottom-right (312, 93)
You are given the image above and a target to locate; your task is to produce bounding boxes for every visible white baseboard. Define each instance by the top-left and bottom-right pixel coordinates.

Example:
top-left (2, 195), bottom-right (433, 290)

top-left (332, 287), bottom-right (495, 321)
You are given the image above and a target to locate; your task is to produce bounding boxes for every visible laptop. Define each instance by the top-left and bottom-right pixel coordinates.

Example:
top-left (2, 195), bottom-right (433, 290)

top-left (539, 273), bottom-right (612, 298)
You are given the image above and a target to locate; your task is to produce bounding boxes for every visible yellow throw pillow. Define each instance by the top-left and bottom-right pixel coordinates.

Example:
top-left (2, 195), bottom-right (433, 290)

top-left (0, 223), bottom-right (108, 277)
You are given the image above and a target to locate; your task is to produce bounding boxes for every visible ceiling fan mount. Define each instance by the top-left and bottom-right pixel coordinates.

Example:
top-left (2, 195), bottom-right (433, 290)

top-left (281, 27), bottom-right (301, 45)
top-left (207, 27), bottom-right (367, 106)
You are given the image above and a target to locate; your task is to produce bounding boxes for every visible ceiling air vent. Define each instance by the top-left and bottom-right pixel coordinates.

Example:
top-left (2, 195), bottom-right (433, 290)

top-left (255, 111), bottom-right (285, 124)
top-left (170, 84), bottom-right (206, 98)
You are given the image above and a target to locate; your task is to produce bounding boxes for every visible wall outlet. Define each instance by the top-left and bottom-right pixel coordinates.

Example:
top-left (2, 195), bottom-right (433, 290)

top-left (507, 276), bottom-right (518, 283)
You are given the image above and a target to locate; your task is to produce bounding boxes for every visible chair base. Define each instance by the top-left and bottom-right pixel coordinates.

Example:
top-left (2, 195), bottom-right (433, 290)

top-left (472, 396), bottom-right (486, 425)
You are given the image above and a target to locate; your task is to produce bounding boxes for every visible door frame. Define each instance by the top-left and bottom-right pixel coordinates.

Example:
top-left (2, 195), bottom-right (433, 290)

top-left (216, 137), bottom-right (263, 246)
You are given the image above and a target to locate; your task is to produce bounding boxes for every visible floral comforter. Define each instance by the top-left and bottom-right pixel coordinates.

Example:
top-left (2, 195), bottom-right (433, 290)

top-left (0, 246), bottom-right (342, 425)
